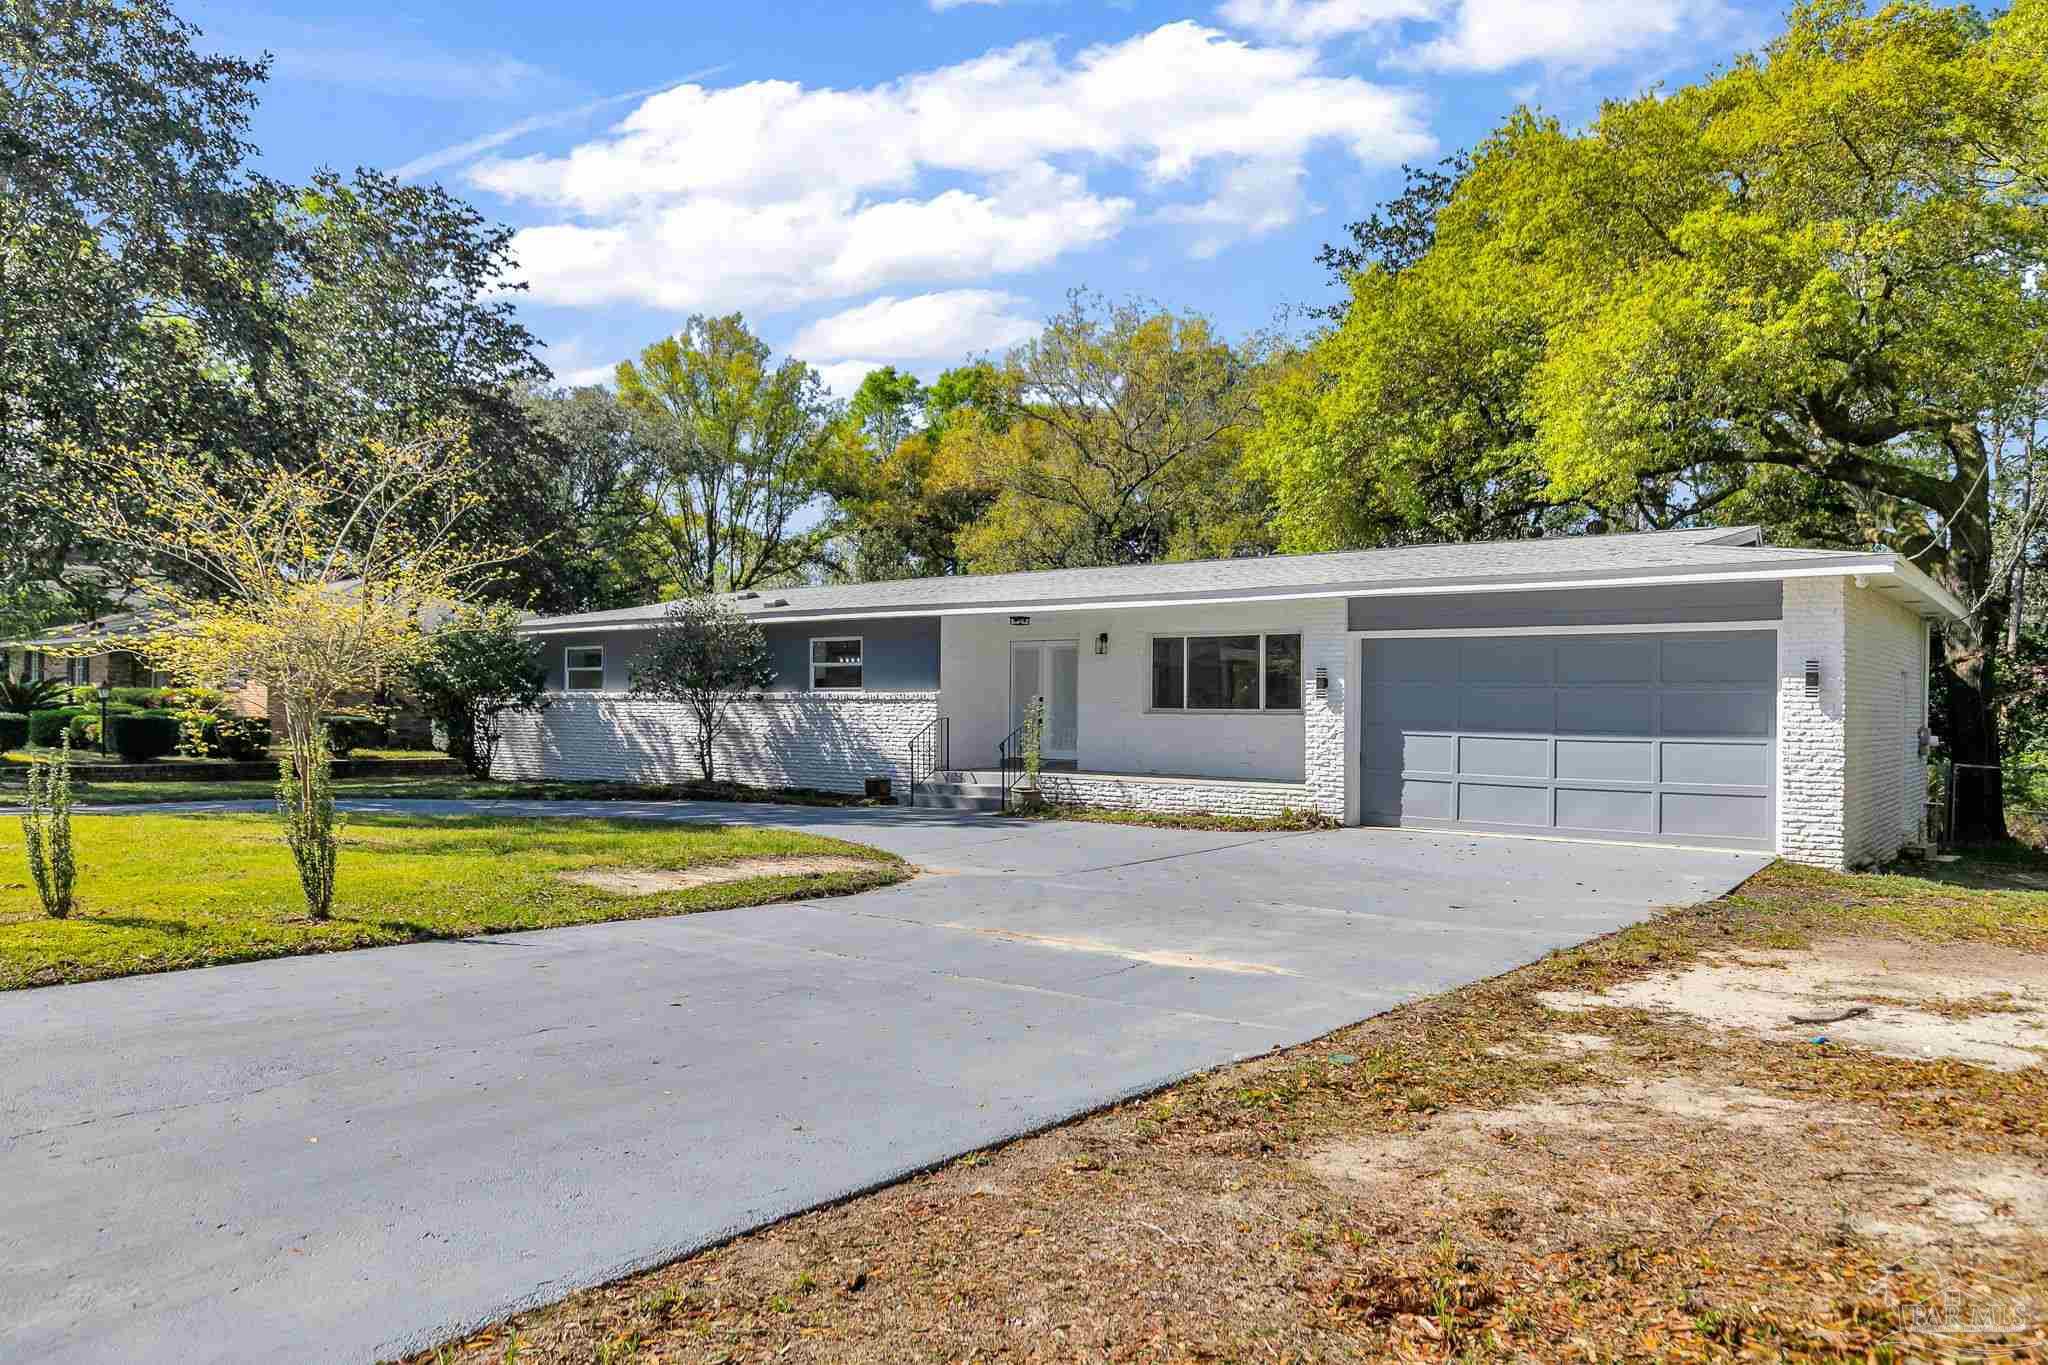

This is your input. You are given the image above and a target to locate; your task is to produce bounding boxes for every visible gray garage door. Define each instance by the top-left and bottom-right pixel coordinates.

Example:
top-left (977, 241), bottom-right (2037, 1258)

top-left (1360, 631), bottom-right (1776, 850)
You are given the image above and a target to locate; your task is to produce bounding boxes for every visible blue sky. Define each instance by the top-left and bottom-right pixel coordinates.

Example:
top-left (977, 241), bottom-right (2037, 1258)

top-left (185, 0), bottom-right (1782, 394)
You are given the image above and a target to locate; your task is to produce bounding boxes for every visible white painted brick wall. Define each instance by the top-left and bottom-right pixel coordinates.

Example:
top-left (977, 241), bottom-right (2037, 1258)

top-left (1302, 603), bottom-right (1349, 821)
top-left (1036, 772), bottom-right (1317, 820)
top-left (1777, 576), bottom-right (1848, 868)
top-left (491, 691), bottom-right (939, 795)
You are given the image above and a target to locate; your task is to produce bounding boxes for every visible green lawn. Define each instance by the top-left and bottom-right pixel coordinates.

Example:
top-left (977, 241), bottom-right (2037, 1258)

top-left (0, 812), bottom-right (908, 990)
top-left (0, 774), bottom-right (878, 807)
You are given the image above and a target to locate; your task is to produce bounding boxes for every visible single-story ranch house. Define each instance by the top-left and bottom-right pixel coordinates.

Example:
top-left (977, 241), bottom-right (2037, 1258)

top-left (498, 526), bottom-right (1965, 870)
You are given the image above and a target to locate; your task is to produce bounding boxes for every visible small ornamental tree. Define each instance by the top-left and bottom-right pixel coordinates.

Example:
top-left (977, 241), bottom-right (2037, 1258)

top-left (54, 426), bottom-right (523, 918)
top-left (629, 597), bottom-right (777, 783)
top-left (22, 733), bottom-right (77, 918)
top-left (402, 603), bottom-right (551, 778)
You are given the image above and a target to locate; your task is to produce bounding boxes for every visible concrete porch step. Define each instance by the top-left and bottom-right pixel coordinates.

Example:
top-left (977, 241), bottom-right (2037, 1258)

top-left (909, 780), bottom-right (1008, 812)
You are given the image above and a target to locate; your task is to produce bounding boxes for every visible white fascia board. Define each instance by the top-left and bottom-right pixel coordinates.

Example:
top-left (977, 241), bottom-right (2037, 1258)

top-left (516, 558), bottom-right (1909, 635)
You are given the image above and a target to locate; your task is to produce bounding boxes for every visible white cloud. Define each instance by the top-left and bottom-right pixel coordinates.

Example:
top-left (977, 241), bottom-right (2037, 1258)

top-left (1217, 0), bottom-right (1439, 44)
top-left (264, 42), bottom-right (552, 100)
top-left (1404, 0), bottom-right (1715, 71)
top-left (1216, 0), bottom-right (1727, 73)
top-left (812, 359), bottom-right (890, 399)
top-left (1159, 159), bottom-right (1309, 259)
top-left (476, 21), bottom-right (1430, 312)
top-left (790, 290), bottom-right (1041, 365)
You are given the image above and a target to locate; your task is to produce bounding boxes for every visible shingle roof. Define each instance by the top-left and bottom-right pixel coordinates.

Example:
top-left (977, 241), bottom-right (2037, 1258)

top-left (523, 525), bottom-right (1931, 630)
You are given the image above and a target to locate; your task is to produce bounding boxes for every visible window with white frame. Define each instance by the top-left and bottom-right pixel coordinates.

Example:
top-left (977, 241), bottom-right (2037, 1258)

top-left (1150, 633), bottom-right (1302, 711)
top-left (810, 637), bottom-right (863, 690)
top-left (564, 645), bottom-right (605, 691)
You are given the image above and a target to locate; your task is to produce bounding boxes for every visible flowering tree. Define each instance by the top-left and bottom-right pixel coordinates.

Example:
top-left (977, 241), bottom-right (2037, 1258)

top-left (56, 427), bottom-right (522, 917)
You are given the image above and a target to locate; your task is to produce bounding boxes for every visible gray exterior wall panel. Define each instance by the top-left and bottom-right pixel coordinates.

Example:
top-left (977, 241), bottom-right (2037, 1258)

top-left (1347, 581), bottom-right (1783, 633)
top-left (538, 615), bottom-right (940, 692)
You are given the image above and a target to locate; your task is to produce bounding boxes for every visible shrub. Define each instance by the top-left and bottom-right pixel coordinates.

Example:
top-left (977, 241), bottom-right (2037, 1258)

top-left (67, 684), bottom-right (99, 705)
top-left (184, 712), bottom-right (272, 761)
top-left (106, 711), bottom-right (182, 761)
top-left (107, 686), bottom-right (176, 709)
top-left (28, 707), bottom-right (86, 747)
top-left (0, 678), bottom-right (67, 712)
top-left (0, 711), bottom-right (26, 751)
top-left (320, 710), bottom-right (386, 759)
top-left (22, 735), bottom-right (77, 918)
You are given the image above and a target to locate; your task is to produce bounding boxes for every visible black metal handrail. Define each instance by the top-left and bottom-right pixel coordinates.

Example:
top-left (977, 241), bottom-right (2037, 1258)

top-left (996, 718), bottom-right (1030, 811)
top-left (908, 715), bottom-right (949, 800)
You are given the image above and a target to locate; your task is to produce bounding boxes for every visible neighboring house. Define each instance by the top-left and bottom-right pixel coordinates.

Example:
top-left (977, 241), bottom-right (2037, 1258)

top-left (1, 611), bottom-right (430, 744)
top-left (500, 526), bottom-right (1965, 870)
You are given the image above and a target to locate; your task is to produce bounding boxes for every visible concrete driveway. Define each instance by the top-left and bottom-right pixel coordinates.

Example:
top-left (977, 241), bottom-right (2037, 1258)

top-left (0, 801), bottom-right (1767, 1362)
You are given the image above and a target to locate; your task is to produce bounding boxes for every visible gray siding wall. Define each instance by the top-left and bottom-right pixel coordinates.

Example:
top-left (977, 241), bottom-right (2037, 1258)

top-left (1347, 581), bottom-right (1782, 633)
top-left (536, 615), bottom-right (940, 692)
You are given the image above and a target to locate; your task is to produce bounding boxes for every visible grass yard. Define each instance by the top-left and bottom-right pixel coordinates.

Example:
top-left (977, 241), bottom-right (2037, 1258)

top-left (0, 774), bottom-right (879, 807)
top-left (0, 813), bottom-right (907, 990)
top-left (410, 852), bottom-right (2048, 1364)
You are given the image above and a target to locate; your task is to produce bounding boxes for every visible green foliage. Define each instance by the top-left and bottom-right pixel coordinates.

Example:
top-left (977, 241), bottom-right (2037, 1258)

top-left (105, 712), bottom-right (179, 761)
top-left (629, 597), bottom-right (778, 782)
top-left (28, 708), bottom-right (86, 748)
top-left (21, 735), bottom-right (77, 918)
top-left (180, 712), bottom-right (272, 761)
top-left (616, 314), bottom-right (835, 593)
top-left (106, 687), bottom-right (175, 709)
top-left (279, 733), bottom-right (339, 920)
top-left (0, 712), bottom-right (26, 752)
top-left (510, 385), bottom-right (668, 612)
top-left (318, 712), bottom-right (386, 760)
top-left (930, 292), bottom-right (1275, 572)
top-left (0, 678), bottom-right (67, 712)
top-left (1021, 697), bottom-right (1045, 784)
top-left (401, 603), bottom-right (552, 778)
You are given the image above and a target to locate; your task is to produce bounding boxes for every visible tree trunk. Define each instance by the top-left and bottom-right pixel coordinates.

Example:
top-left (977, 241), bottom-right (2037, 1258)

top-left (1936, 425), bottom-right (2009, 844)
top-left (695, 701), bottom-right (716, 783)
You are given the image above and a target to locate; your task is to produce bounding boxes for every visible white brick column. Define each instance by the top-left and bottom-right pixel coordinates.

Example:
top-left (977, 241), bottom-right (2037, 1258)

top-left (1777, 576), bottom-right (1848, 868)
top-left (1302, 605), bottom-right (1349, 822)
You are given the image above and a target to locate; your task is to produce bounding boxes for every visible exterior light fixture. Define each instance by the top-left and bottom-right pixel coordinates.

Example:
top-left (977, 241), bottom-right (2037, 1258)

top-left (1094, 632), bottom-right (1109, 655)
top-left (1804, 659), bottom-right (1822, 697)
top-left (1314, 665), bottom-right (1330, 696)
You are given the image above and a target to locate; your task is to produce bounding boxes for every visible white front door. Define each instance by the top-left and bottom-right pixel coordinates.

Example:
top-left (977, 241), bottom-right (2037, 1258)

top-left (1010, 641), bottom-right (1080, 760)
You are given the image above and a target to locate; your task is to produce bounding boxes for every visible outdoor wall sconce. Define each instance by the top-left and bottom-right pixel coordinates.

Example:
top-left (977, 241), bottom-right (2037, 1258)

top-left (1804, 658), bottom-right (1822, 697)
top-left (1094, 632), bottom-right (1109, 655)
top-left (1314, 665), bottom-right (1330, 696)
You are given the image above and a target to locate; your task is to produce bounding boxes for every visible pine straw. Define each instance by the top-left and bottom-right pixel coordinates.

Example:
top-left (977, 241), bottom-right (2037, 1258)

top-left (405, 856), bottom-right (2048, 1364)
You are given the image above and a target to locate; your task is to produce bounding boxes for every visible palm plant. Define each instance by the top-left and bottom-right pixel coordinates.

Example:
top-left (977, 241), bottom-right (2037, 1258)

top-left (0, 677), bottom-right (68, 712)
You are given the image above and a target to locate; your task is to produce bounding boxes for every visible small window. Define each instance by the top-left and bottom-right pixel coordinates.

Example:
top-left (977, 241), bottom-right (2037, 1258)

top-left (1149, 633), bottom-right (1303, 711)
top-left (811, 637), bottom-right (863, 690)
top-left (564, 645), bottom-right (605, 691)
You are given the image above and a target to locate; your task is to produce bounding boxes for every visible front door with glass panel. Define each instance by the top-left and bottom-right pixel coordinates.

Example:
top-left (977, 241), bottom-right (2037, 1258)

top-left (1010, 641), bottom-right (1079, 761)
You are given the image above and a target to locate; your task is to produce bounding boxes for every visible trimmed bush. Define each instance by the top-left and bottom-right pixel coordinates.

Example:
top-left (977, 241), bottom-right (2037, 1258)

top-left (187, 713), bottom-right (272, 760)
top-left (28, 708), bottom-right (86, 747)
top-left (108, 687), bottom-right (176, 709)
top-left (0, 711), bottom-right (26, 751)
top-left (106, 711), bottom-right (182, 762)
top-left (320, 711), bottom-right (386, 759)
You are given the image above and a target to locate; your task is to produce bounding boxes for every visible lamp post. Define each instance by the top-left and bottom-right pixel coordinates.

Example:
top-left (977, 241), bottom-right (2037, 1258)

top-left (95, 682), bottom-right (110, 756)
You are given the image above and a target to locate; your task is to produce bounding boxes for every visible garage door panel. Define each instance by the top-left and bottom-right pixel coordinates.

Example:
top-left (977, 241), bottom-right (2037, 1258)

top-left (1460, 639), bottom-right (1553, 684)
top-left (1556, 637), bottom-right (1656, 684)
top-left (1365, 723), bottom-right (1453, 774)
top-left (1458, 735), bottom-right (1550, 779)
top-left (1662, 635), bottom-right (1775, 685)
top-left (1401, 778), bottom-right (1456, 819)
top-left (1556, 738), bottom-right (1654, 782)
top-left (1556, 688), bottom-right (1653, 734)
top-left (1369, 638), bottom-right (1463, 684)
top-left (1662, 740), bottom-right (1770, 787)
top-left (1361, 630), bottom-right (1775, 851)
top-left (1461, 688), bottom-right (1555, 733)
top-left (1661, 790), bottom-right (1769, 839)
top-left (1659, 689), bottom-right (1773, 737)
top-left (1458, 781), bottom-right (1551, 826)
top-left (1556, 786), bottom-right (1656, 834)
top-left (1373, 684), bottom-right (1461, 731)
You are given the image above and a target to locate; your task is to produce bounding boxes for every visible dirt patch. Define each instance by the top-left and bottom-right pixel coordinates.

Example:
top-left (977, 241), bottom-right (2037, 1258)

top-left (560, 856), bottom-right (888, 895)
top-left (1539, 935), bottom-right (2048, 1071)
